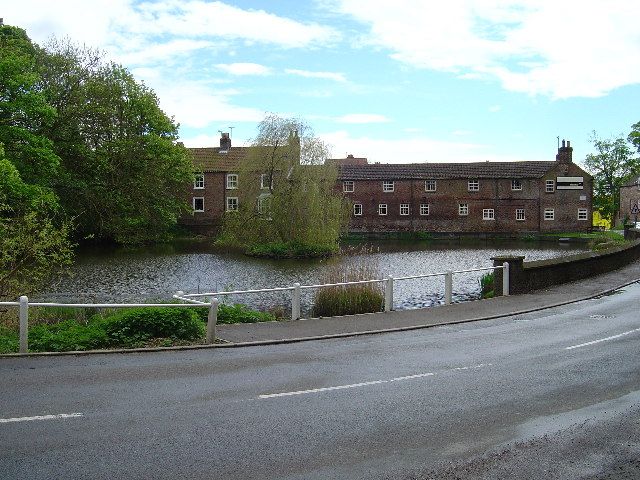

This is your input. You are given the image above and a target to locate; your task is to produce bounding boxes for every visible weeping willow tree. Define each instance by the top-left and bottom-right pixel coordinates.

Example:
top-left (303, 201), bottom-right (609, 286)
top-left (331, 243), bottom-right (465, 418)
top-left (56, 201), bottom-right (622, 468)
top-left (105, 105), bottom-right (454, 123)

top-left (218, 114), bottom-right (349, 257)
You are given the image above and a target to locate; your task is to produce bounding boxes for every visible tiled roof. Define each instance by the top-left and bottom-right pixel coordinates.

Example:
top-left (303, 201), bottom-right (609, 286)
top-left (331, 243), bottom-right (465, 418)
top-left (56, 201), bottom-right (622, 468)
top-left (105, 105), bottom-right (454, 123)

top-left (188, 147), bottom-right (248, 172)
top-left (338, 161), bottom-right (556, 180)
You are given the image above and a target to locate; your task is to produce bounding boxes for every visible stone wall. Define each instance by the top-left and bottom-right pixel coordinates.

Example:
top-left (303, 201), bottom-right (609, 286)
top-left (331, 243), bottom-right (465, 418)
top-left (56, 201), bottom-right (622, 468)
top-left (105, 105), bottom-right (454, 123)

top-left (492, 239), bottom-right (640, 295)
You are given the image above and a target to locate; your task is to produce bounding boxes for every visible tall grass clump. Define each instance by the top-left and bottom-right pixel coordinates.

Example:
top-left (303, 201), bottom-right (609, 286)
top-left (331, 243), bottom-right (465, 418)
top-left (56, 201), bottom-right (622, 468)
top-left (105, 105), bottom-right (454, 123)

top-left (479, 272), bottom-right (494, 299)
top-left (313, 254), bottom-right (384, 317)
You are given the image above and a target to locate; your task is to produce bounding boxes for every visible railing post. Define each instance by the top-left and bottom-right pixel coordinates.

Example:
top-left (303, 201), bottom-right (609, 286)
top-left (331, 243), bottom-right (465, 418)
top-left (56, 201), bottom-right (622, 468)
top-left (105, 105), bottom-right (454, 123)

top-left (206, 297), bottom-right (218, 344)
top-left (445, 271), bottom-right (453, 305)
top-left (385, 275), bottom-right (394, 312)
top-left (292, 283), bottom-right (301, 320)
top-left (19, 295), bottom-right (28, 354)
top-left (502, 262), bottom-right (510, 296)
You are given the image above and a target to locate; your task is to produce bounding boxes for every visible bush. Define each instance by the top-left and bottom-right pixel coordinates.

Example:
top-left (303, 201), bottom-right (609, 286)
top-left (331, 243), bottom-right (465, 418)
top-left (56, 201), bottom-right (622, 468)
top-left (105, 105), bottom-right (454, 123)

top-left (29, 319), bottom-right (109, 352)
top-left (246, 241), bottom-right (337, 258)
top-left (479, 272), bottom-right (494, 299)
top-left (195, 303), bottom-right (276, 324)
top-left (104, 308), bottom-right (203, 347)
top-left (0, 326), bottom-right (18, 354)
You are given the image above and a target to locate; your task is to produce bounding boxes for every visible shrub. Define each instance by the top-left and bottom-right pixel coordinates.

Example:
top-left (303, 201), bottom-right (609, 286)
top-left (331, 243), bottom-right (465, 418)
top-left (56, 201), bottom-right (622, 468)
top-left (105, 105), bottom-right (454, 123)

top-left (29, 319), bottom-right (109, 352)
top-left (479, 272), bottom-right (494, 299)
top-left (247, 241), bottom-right (337, 258)
top-left (0, 326), bottom-right (18, 354)
top-left (313, 259), bottom-right (384, 317)
top-left (104, 308), bottom-right (203, 347)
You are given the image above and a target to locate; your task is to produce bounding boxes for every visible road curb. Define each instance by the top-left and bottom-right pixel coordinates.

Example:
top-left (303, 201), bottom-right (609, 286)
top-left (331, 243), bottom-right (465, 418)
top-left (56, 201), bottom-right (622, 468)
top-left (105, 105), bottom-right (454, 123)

top-left (2, 278), bottom-right (639, 358)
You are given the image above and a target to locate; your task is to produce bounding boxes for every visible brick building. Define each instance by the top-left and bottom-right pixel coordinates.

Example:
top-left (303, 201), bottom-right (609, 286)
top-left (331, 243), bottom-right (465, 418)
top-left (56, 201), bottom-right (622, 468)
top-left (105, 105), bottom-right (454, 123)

top-left (181, 135), bottom-right (593, 234)
top-left (619, 176), bottom-right (640, 224)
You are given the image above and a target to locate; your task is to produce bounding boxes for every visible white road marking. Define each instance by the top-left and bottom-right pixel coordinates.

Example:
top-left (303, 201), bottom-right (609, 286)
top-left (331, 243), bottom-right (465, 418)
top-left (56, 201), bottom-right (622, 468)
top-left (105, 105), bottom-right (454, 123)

top-left (0, 413), bottom-right (83, 424)
top-left (259, 364), bottom-right (491, 399)
top-left (565, 327), bottom-right (640, 350)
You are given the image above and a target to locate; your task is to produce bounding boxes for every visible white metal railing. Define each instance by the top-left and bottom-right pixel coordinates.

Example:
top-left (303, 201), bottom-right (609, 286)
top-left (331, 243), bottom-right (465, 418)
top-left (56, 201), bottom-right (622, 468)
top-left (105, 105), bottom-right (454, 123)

top-left (2, 263), bottom-right (508, 355)
top-left (178, 262), bottom-right (509, 323)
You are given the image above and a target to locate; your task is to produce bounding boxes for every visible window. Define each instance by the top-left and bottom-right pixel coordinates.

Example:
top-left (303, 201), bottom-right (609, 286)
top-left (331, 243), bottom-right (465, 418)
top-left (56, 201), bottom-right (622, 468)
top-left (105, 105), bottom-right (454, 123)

top-left (544, 208), bottom-right (554, 220)
top-left (511, 179), bottom-right (522, 191)
top-left (353, 203), bottom-right (362, 216)
top-left (546, 180), bottom-right (555, 193)
top-left (516, 208), bottom-right (525, 221)
top-left (194, 174), bottom-right (204, 189)
top-left (226, 197), bottom-right (238, 212)
top-left (483, 209), bottom-right (495, 220)
top-left (425, 180), bottom-right (436, 192)
top-left (459, 203), bottom-right (469, 216)
top-left (343, 181), bottom-right (354, 192)
top-left (578, 208), bottom-right (588, 220)
top-left (383, 181), bottom-right (394, 192)
top-left (193, 197), bottom-right (204, 212)
top-left (468, 180), bottom-right (479, 191)
top-left (400, 203), bottom-right (410, 215)
top-left (226, 173), bottom-right (238, 190)
top-left (260, 174), bottom-right (272, 190)
top-left (420, 203), bottom-right (430, 216)
top-left (378, 203), bottom-right (388, 215)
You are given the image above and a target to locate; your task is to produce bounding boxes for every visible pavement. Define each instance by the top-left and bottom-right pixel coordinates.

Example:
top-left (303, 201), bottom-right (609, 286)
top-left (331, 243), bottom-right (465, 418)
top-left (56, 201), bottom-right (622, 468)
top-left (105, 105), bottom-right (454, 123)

top-left (216, 258), bottom-right (640, 345)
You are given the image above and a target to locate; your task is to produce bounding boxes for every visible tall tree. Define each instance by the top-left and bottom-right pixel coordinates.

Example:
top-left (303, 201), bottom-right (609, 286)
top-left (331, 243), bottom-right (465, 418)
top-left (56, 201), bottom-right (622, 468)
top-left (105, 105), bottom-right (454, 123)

top-left (0, 144), bottom-right (73, 300)
top-left (629, 121), bottom-right (640, 154)
top-left (584, 132), bottom-right (639, 224)
top-left (38, 40), bottom-right (193, 244)
top-left (0, 25), bottom-right (59, 187)
top-left (219, 114), bottom-right (348, 257)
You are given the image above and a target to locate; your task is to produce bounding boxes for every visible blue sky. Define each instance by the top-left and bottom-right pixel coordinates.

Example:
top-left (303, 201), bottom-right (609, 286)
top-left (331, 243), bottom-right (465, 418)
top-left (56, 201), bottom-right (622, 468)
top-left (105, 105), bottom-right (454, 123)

top-left (5, 0), bottom-right (640, 163)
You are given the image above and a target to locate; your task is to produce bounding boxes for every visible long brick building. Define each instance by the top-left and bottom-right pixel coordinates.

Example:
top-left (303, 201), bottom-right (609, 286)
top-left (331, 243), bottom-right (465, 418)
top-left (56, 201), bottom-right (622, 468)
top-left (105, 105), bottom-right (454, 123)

top-left (181, 134), bottom-right (593, 234)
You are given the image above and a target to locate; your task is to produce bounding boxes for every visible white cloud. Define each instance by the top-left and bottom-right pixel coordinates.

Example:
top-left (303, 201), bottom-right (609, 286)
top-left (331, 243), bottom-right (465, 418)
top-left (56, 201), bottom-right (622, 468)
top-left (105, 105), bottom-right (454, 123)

top-left (118, 39), bottom-right (215, 65)
top-left (216, 63), bottom-right (272, 76)
top-left (180, 133), bottom-right (248, 148)
top-left (285, 69), bottom-right (347, 82)
top-left (488, 105), bottom-right (502, 112)
top-left (336, 0), bottom-right (640, 98)
top-left (320, 130), bottom-right (542, 163)
top-left (150, 80), bottom-right (265, 128)
top-left (335, 114), bottom-right (390, 124)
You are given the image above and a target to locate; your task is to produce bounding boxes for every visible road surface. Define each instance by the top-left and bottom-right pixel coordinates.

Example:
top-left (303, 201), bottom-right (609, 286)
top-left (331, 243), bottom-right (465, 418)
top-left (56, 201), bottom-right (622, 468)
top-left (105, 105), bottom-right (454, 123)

top-left (1, 282), bottom-right (640, 479)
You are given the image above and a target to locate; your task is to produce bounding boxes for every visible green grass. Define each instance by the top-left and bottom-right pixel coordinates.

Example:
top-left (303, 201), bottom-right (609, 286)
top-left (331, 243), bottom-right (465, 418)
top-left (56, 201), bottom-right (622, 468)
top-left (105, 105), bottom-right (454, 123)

top-left (479, 272), bottom-right (494, 299)
top-left (195, 303), bottom-right (278, 324)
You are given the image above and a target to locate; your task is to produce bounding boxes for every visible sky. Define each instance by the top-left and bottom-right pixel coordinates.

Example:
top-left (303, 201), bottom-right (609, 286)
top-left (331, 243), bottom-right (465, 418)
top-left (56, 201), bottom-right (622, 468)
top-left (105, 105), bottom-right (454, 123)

top-left (4, 0), bottom-right (640, 164)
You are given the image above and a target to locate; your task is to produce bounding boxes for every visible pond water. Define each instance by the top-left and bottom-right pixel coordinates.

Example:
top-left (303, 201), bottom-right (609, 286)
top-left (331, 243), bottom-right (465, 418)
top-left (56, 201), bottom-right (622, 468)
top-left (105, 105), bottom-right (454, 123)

top-left (44, 239), bottom-right (588, 314)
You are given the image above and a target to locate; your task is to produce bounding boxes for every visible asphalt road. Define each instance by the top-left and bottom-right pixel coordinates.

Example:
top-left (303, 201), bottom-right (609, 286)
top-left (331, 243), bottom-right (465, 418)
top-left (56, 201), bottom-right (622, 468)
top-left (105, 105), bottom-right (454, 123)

top-left (1, 282), bottom-right (640, 479)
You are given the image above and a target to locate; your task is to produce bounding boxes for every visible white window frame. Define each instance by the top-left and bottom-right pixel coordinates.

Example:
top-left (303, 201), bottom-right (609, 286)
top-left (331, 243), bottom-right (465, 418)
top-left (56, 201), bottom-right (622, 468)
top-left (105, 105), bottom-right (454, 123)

top-left (226, 196), bottom-right (238, 212)
top-left (193, 197), bottom-right (204, 213)
top-left (353, 203), bottom-right (362, 216)
top-left (420, 203), bottom-right (430, 216)
top-left (511, 179), bottom-right (522, 191)
top-left (383, 181), bottom-right (394, 192)
top-left (400, 203), bottom-right (410, 216)
top-left (483, 208), bottom-right (495, 220)
top-left (516, 208), bottom-right (525, 221)
top-left (459, 203), bottom-right (469, 216)
top-left (468, 180), bottom-right (479, 192)
top-left (425, 180), bottom-right (436, 192)
top-left (544, 208), bottom-right (554, 220)
top-left (343, 181), bottom-right (354, 193)
top-left (226, 173), bottom-right (238, 190)
top-left (378, 203), bottom-right (388, 216)
top-left (578, 208), bottom-right (588, 221)
top-left (194, 174), bottom-right (205, 189)
top-left (260, 174), bottom-right (273, 190)
top-left (546, 180), bottom-right (555, 193)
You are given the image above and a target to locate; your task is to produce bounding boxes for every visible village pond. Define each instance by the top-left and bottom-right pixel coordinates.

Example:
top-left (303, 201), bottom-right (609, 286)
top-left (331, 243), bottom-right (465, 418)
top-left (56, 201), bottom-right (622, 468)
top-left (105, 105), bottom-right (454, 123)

top-left (42, 238), bottom-right (588, 316)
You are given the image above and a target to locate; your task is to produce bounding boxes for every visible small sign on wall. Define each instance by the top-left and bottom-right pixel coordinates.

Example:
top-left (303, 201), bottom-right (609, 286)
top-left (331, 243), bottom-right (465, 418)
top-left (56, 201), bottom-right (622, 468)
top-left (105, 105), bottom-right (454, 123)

top-left (631, 200), bottom-right (640, 214)
top-left (556, 176), bottom-right (583, 189)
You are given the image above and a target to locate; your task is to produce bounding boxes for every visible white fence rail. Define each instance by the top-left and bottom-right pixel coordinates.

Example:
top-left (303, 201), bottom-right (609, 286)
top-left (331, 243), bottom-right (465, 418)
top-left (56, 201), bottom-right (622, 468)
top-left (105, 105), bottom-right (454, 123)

top-left (1, 263), bottom-right (508, 354)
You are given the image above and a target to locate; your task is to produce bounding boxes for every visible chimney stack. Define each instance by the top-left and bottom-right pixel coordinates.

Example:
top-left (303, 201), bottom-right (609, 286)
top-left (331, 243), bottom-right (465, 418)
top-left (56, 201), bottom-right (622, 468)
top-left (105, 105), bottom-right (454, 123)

top-left (556, 138), bottom-right (573, 163)
top-left (219, 132), bottom-right (231, 152)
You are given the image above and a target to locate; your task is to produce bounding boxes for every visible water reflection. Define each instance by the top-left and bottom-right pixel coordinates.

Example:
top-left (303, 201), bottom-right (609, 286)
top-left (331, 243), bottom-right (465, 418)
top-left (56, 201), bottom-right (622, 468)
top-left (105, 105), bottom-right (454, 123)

top-left (44, 239), bottom-right (587, 313)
